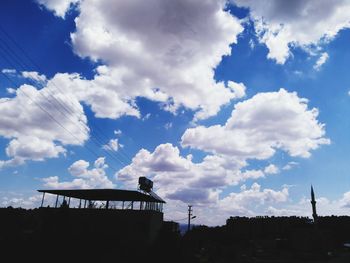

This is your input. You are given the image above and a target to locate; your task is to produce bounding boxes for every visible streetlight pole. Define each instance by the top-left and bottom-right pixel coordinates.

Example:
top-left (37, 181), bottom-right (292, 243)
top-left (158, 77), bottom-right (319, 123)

top-left (188, 205), bottom-right (193, 232)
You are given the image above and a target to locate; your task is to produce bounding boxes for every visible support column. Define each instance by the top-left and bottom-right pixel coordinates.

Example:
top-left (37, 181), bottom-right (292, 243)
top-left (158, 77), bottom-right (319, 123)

top-left (55, 195), bottom-right (59, 208)
top-left (106, 200), bottom-right (109, 209)
top-left (40, 192), bottom-right (45, 207)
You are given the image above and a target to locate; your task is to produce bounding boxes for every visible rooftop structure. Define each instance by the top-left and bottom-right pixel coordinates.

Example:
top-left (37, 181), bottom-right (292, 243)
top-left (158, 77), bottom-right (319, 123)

top-left (38, 177), bottom-right (165, 212)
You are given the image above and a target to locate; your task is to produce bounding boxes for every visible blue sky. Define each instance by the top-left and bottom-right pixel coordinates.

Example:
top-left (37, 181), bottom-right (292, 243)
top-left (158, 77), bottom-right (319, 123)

top-left (1, 0), bottom-right (350, 225)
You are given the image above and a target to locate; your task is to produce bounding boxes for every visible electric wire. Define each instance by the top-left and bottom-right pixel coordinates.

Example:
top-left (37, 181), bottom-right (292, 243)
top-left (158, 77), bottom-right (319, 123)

top-left (0, 25), bottom-right (132, 165)
top-left (0, 25), bottom-right (133, 165)
top-left (0, 29), bottom-right (134, 168)
top-left (0, 71), bottom-right (123, 173)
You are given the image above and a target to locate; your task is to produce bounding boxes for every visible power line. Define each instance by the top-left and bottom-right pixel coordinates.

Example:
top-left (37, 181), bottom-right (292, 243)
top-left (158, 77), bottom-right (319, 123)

top-left (0, 42), bottom-right (129, 167)
top-left (0, 25), bottom-right (133, 164)
top-left (0, 28), bottom-right (133, 168)
top-left (0, 71), bottom-right (123, 173)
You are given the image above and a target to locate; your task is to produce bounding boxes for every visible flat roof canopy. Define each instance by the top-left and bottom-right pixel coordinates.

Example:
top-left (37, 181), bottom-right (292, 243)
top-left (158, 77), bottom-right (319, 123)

top-left (38, 189), bottom-right (165, 203)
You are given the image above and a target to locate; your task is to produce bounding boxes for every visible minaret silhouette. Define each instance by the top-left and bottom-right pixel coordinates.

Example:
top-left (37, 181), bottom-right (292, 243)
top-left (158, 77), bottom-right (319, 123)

top-left (311, 185), bottom-right (318, 222)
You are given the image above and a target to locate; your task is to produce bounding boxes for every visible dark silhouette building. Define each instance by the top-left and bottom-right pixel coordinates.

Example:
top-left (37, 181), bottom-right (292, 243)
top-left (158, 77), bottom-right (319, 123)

top-left (3, 182), bottom-right (350, 262)
top-left (0, 178), bottom-right (173, 261)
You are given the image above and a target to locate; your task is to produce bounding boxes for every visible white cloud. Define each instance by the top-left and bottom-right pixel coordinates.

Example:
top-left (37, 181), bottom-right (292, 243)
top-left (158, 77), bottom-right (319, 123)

top-left (164, 122), bottom-right (173, 130)
top-left (227, 81), bottom-right (246, 98)
top-left (36, 0), bottom-right (79, 18)
top-left (1, 68), bottom-right (17, 75)
top-left (219, 183), bottom-right (289, 213)
top-left (0, 83), bottom-right (88, 166)
top-left (265, 206), bottom-right (300, 216)
top-left (5, 136), bottom-right (66, 161)
top-left (241, 169), bottom-right (265, 180)
top-left (48, 71), bottom-right (141, 119)
top-left (114, 129), bottom-right (122, 136)
top-left (102, 130), bottom-right (123, 151)
top-left (116, 143), bottom-right (279, 208)
top-left (142, 113), bottom-right (151, 121)
top-left (264, 164), bottom-right (279, 174)
top-left (282, 161), bottom-right (299, 170)
top-left (116, 141), bottom-right (294, 225)
top-left (264, 189), bottom-right (350, 219)
top-left (249, 39), bottom-right (255, 50)
top-left (43, 157), bottom-right (114, 189)
top-left (21, 71), bottom-right (47, 83)
top-left (102, 138), bottom-right (119, 152)
top-left (339, 191), bottom-right (350, 208)
top-left (313, 52), bottom-right (329, 71)
top-left (7, 88), bottom-right (16, 94)
top-left (182, 89), bottom-right (330, 159)
top-left (117, 143), bottom-right (255, 204)
top-left (39, 0), bottom-right (245, 120)
top-left (1, 194), bottom-right (43, 208)
top-left (117, 89), bottom-right (330, 223)
top-left (0, 68), bottom-right (151, 166)
top-left (233, 0), bottom-right (350, 64)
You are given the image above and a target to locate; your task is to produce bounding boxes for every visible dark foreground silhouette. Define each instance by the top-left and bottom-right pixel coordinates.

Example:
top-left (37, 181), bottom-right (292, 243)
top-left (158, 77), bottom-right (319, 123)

top-left (1, 207), bottom-right (350, 262)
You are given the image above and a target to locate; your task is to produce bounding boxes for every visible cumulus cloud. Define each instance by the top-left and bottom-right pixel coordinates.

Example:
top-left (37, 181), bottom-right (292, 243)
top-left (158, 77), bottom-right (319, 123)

top-left (114, 129), bottom-right (122, 136)
top-left (21, 71), bottom-right (47, 83)
top-left (1, 68), bottom-right (17, 75)
top-left (117, 143), bottom-right (263, 204)
top-left (36, 0), bottom-right (79, 18)
top-left (102, 129), bottom-right (123, 151)
top-left (164, 122), bottom-right (173, 130)
top-left (233, 0), bottom-right (350, 64)
top-left (0, 68), bottom-right (151, 166)
top-left (48, 71), bottom-right (141, 119)
top-left (102, 138), bottom-right (120, 152)
top-left (42, 157), bottom-right (114, 189)
top-left (1, 194), bottom-right (43, 208)
top-left (0, 83), bottom-right (88, 167)
top-left (339, 191), bottom-right (350, 208)
top-left (269, 192), bottom-right (350, 218)
top-left (117, 89), bottom-right (330, 222)
top-left (241, 169), bottom-right (265, 180)
top-left (313, 52), bottom-right (329, 71)
top-left (218, 183), bottom-right (289, 214)
top-left (282, 161), bottom-right (299, 170)
top-left (264, 164), bottom-right (279, 174)
top-left (265, 206), bottom-right (300, 216)
top-left (227, 81), bottom-right (246, 98)
top-left (6, 136), bottom-right (66, 161)
top-left (117, 142), bottom-right (280, 209)
top-left (117, 141), bottom-right (294, 225)
top-left (38, 0), bottom-right (245, 120)
top-left (182, 89), bottom-right (330, 159)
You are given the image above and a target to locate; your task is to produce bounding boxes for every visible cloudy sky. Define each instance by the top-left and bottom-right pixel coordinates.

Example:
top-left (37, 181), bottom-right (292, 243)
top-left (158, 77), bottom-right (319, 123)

top-left (1, 0), bottom-right (350, 225)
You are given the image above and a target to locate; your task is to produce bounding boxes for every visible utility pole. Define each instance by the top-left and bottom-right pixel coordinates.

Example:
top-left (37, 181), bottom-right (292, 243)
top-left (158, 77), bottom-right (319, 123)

top-left (187, 205), bottom-right (193, 232)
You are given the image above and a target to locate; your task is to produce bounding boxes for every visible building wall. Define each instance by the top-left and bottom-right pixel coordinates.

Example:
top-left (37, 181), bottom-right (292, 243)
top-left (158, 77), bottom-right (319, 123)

top-left (0, 207), bottom-right (164, 245)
